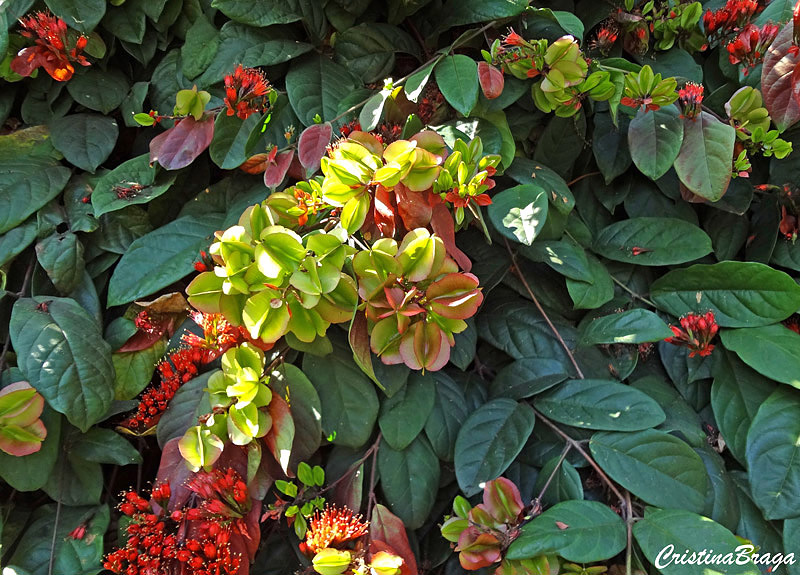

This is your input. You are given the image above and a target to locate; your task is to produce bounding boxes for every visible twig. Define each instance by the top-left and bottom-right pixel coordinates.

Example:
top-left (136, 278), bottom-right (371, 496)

top-left (533, 444), bottom-right (572, 506)
top-left (319, 433), bottom-right (381, 496)
top-left (625, 490), bottom-right (634, 575)
top-left (48, 454), bottom-right (65, 575)
top-left (611, 275), bottom-right (658, 308)
top-left (365, 432), bottom-right (382, 521)
top-left (329, 21), bottom-right (498, 125)
top-left (533, 409), bottom-right (626, 506)
top-left (0, 258), bottom-right (36, 373)
top-left (504, 239), bottom-right (585, 379)
top-left (566, 171), bottom-right (601, 187)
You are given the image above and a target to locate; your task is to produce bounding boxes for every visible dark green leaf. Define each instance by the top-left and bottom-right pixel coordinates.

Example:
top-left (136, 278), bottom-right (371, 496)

top-left (379, 372), bottom-right (435, 450)
top-left (745, 387), bottom-right (800, 519)
top-left (487, 184), bottom-right (549, 246)
top-left (590, 429), bottom-right (709, 512)
top-left (721, 324), bottom-right (800, 389)
top-left (10, 297), bottom-right (114, 432)
top-left (424, 371), bottom-right (469, 461)
top-left (66, 68), bottom-right (129, 114)
top-left (285, 54), bottom-right (360, 126)
top-left (0, 161), bottom-right (70, 235)
top-left (49, 114), bottom-right (118, 173)
top-left (0, 406), bottom-right (61, 491)
top-left (156, 371), bottom-right (214, 449)
top-left (377, 435), bottom-right (440, 529)
top-left (506, 500), bottom-right (626, 563)
top-left (674, 112), bottom-right (736, 202)
top-left (593, 217), bottom-right (712, 265)
top-left (181, 16), bottom-right (220, 80)
top-left (434, 55), bottom-right (479, 117)
top-left (45, 0), bottom-right (105, 32)
top-left (35, 232), bottom-right (85, 294)
top-left (628, 105), bottom-right (683, 180)
top-left (112, 338), bottom-right (168, 400)
top-left (92, 154), bottom-right (177, 216)
top-left (437, 0), bottom-right (529, 28)
top-left (210, 113), bottom-right (262, 170)
top-left (454, 398), bottom-right (535, 496)
top-left (334, 23), bottom-right (420, 83)
top-left (211, 0), bottom-right (301, 26)
top-left (535, 379), bottom-right (666, 431)
top-left (579, 309), bottom-right (673, 346)
top-left (72, 428), bottom-right (141, 465)
top-left (303, 337), bottom-right (379, 448)
top-left (566, 253), bottom-right (615, 310)
top-left (489, 358), bottom-right (569, 400)
top-left (633, 508), bottom-right (759, 575)
top-left (533, 456), bottom-right (583, 506)
top-left (107, 214), bottom-right (224, 306)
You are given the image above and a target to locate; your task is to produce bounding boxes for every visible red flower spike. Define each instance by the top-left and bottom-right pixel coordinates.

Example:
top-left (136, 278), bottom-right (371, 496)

top-left (223, 64), bottom-right (272, 120)
top-left (664, 311), bottom-right (719, 358)
top-left (678, 83), bottom-right (704, 119)
top-left (305, 505), bottom-right (369, 554)
top-left (11, 11), bottom-right (90, 81)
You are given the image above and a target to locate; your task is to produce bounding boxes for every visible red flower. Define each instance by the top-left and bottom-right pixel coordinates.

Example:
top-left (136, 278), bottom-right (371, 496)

top-left (305, 505), bottom-right (369, 554)
top-left (726, 23), bottom-right (778, 74)
top-left (223, 64), bottom-right (272, 120)
top-left (664, 311), bottom-right (719, 358)
top-left (703, 0), bottom-right (763, 39)
top-left (188, 468), bottom-right (251, 520)
top-left (68, 524), bottom-right (87, 540)
top-left (502, 28), bottom-right (526, 47)
top-left (445, 190), bottom-right (492, 208)
top-left (620, 96), bottom-right (659, 112)
top-left (678, 82), bottom-right (704, 119)
top-left (591, 24), bottom-right (619, 54)
top-left (11, 11), bottom-right (90, 81)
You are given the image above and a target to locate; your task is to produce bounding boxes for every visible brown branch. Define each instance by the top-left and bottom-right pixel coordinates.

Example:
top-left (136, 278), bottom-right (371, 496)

top-left (532, 444), bottom-right (571, 508)
top-left (533, 409), bottom-right (626, 506)
top-left (566, 171), bottom-right (601, 187)
top-left (504, 239), bottom-right (585, 379)
top-left (366, 432), bottom-right (382, 521)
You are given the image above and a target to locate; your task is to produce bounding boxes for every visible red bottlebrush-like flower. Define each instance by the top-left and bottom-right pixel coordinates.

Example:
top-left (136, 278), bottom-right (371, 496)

top-left (187, 467), bottom-right (252, 519)
top-left (726, 23), bottom-right (779, 74)
top-left (11, 11), bottom-right (90, 81)
top-left (305, 505), bottom-right (369, 554)
top-left (678, 82), bottom-right (704, 119)
top-left (591, 23), bottom-right (619, 54)
top-left (104, 483), bottom-right (243, 575)
top-left (224, 64), bottom-right (272, 120)
top-left (664, 311), bottom-right (719, 358)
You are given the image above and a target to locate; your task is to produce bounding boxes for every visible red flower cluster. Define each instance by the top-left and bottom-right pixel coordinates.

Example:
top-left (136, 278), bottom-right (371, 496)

top-left (703, 0), bottom-right (763, 39)
top-left (11, 11), bottom-right (90, 81)
top-left (187, 468), bottom-right (252, 521)
top-left (678, 82), bottom-right (704, 119)
top-left (665, 311), bottom-right (719, 357)
top-left (417, 84), bottom-right (446, 125)
top-left (224, 65), bottom-right (271, 120)
top-left (304, 505), bottom-right (369, 554)
top-left (120, 346), bottom-right (211, 431)
top-left (591, 24), bottom-right (619, 54)
top-left (105, 482), bottom-right (242, 575)
top-left (726, 23), bottom-right (779, 74)
top-left (120, 311), bottom-right (269, 432)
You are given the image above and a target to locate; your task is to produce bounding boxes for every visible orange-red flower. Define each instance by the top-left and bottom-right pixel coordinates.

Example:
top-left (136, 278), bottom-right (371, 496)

top-left (305, 505), bottom-right (369, 553)
top-left (664, 311), bottom-right (719, 358)
top-left (11, 11), bottom-right (89, 81)
top-left (678, 82), bottom-right (704, 119)
top-left (224, 65), bottom-right (272, 120)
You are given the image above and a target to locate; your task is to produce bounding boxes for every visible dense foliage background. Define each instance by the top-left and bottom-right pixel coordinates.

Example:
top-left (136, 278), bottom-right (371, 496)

top-left (1, 0), bottom-right (800, 574)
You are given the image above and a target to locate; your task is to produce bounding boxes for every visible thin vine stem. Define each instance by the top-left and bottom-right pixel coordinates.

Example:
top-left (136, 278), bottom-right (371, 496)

top-left (504, 239), bottom-right (585, 379)
top-left (532, 444), bottom-right (572, 507)
top-left (533, 409), bottom-right (628, 508)
top-left (365, 432), bottom-right (382, 521)
top-left (611, 275), bottom-right (658, 308)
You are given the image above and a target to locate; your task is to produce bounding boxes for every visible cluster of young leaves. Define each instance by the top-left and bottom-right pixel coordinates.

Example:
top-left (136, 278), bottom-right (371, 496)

top-left (2, 1), bottom-right (800, 575)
